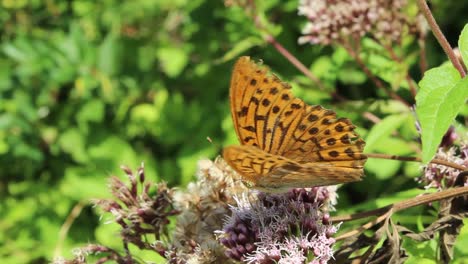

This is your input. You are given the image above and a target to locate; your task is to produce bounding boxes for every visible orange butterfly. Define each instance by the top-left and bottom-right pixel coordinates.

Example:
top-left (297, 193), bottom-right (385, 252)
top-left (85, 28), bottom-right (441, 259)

top-left (223, 56), bottom-right (367, 192)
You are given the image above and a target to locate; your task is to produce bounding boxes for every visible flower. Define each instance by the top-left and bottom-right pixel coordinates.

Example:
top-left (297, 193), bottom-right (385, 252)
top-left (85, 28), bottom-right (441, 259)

top-left (298, 0), bottom-right (412, 46)
top-left (220, 187), bottom-right (339, 263)
top-left (95, 163), bottom-right (178, 247)
top-left (170, 157), bottom-right (250, 263)
top-left (420, 139), bottom-right (468, 190)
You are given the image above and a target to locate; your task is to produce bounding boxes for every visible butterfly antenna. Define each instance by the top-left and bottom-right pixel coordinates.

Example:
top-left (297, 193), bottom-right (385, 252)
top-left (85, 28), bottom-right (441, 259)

top-left (207, 137), bottom-right (223, 155)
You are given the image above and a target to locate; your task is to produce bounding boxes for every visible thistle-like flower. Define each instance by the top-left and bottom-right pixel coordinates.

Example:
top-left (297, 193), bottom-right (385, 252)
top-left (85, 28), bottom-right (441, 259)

top-left (421, 141), bottom-right (468, 190)
top-left (170, 157), bottom-right (250, 263)
top-left (54, 163), bottom-right (179, 263)
top-left (95, 163), bottom-right (178, 250)
top-left (219, 187), bottom-right (339, 263)
top-left (298, 0), bottom-right (413, 46)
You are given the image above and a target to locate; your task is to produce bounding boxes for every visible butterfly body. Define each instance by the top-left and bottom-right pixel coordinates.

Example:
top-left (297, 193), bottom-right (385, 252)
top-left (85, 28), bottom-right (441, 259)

top-left (223, 56), bottom-right (366, 192)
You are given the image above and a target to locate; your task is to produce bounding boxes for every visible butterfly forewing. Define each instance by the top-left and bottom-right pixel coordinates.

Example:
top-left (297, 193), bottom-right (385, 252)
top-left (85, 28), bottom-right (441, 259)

top-left (224, 56), bottom-right (367, 192)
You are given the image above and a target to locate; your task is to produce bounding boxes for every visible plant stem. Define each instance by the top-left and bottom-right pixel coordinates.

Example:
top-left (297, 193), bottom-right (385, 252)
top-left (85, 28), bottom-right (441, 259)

top-left (264, 35), bottom-right (326, 91)
top-left (335, 208), bottom-right (393, 240)
top-left (332, 186), bottom-right (468, 240)
top-left (418, 30), bottom-right (428, 74)
top-left (332, 186), bottom-right (468, 222)
top-left (245, 0), bottom-right (346, 101)
top-left (366, 153), bottom-right (467, 171)
top-left (416, 0), bottom-right (466, 77)
top-left (53, 201), bottom-right (85, 258)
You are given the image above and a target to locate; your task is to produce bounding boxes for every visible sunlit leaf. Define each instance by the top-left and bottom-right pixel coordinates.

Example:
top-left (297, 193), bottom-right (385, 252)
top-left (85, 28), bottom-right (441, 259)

top-left (416, 64), bottom-right (468, 163)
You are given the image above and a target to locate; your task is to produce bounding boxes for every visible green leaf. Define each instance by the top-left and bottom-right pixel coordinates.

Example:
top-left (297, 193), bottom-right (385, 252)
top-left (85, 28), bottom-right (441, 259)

top-left (61, 167), bottom-right (108, 199)
top-left (364, 113), bottom-right (410, 152)
top-left (130, 104), bottom-right (160, 123)
top-left (454, 219), bottom-right (468, 261)
top-left (337, 66), bottom-right (367, 84)
top-left (216, 36), bottom-right (263, 64)
top-left (459, 23), bottom-right (468, 66)
top-left (98, 34), bottom-right (122, 76)
top-left (416, 64), bottom-right (468, 163)
top-left (404, 238), bottom-right (437, 264)
top-left (374, 137), bottom-right (413, 156)
top-left (366, 158), bottom-right (401, 180)
top-left (88, 136), bottom-right (138, 170)
top-left (59, 128), bottom-right (88, 163)
top-left (77, 99), bottom-right (105, 124)
top-left (157, 47), bottom-right (189, 78)
top-left (403, 162), bottom-right (421, 178)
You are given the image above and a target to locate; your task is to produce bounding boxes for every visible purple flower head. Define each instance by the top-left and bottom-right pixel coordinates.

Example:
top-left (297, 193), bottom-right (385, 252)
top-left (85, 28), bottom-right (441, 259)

top-left (298, 0), bottom-right (415, 46)
top-left (420, 137), bottom-right (468, 190)
top-left (220, 187), bottom-right (340, 263)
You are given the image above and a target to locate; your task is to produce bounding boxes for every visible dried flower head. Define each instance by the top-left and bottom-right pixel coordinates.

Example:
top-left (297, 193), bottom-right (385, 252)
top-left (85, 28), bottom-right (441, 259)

top-left (421, 138), bottom-right (468, 190)
top-left (95, 163), bottom-right (178, 249)
top-left (170, 157), bottom-right (250, 263)
top-left (298, 0), bottom-right (413, 46)
top-left (55, 164), bottom-right (179, 263)
top-left (220, 187), bottom-right (339, 263)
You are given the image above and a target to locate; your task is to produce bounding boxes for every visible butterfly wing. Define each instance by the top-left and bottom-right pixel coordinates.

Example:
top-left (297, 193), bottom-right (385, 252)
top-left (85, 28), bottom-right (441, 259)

top-left (279, 104), bottom-right (367, 172)
top-left (229, 56), bottom-right (306, 152)
top-left (225, 56), bottom-right (366, 190)
top-left (223, 145), bottom-right (361, 192)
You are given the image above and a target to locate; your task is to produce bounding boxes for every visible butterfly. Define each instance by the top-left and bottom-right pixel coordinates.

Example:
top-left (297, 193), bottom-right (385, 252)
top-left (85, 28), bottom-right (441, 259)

top-left (222, 56), bottom-right (367, 192)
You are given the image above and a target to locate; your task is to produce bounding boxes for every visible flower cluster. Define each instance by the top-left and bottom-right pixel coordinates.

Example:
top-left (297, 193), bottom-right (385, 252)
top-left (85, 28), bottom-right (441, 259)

top-left (298, 0), bottom-right (412, 46)
top-left (53, 163), bottom-right (179, 263)
top-left (96, 164), bottom-right (178, 250)
top-left (169, 158), bottom-right (250, 263)
top-left (220, 187), bottom-right (339, 263)
top-left (54, 158), bottom-right (344, 264)
top-left (421, 141), bottom-right (468, 190)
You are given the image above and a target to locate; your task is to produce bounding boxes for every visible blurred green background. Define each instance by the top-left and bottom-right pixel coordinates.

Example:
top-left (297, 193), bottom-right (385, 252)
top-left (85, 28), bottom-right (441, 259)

top-left (1, 0), bottom-right (467, 263)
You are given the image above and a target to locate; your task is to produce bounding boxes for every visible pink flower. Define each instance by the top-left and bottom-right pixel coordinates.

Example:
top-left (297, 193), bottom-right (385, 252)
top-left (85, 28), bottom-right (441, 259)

top-left (421, 142), bottom-right (468, 190)
top-left (298, 0), bottom-right (411, 46)
top-left (220, 188), bottom-right (339, 263)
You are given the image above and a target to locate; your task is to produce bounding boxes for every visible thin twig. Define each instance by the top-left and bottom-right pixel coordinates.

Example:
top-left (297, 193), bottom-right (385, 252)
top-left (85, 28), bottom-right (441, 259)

top-left (53, 201), bottom-right (85, 258)
top-left (362, 112), bottom-right (382, 124)
top-left (418, 28), bottom-right (428, 74)
top-left (332, 186), bottom-right (468, 240)
top-left (416, 0), bottom-right (466, 77)
top-left (335, 208), bottom-right (393, 240)
top-left (244, 0), bottom-right (346, 101)
top-left (366, 153), bottom-right (467, 171)
top-left (332, 186), bottom-right (468, 223)
top-left (264, 35), bottom-right (326, 91)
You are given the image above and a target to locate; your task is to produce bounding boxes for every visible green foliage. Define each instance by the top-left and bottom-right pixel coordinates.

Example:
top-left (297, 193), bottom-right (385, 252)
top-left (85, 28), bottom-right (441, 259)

top-left (1, 0), bottom-right (467, 263)
top-left (460, 24), bottom-right (468, 65)
top-left (416, 63), bottom-right (468, 163)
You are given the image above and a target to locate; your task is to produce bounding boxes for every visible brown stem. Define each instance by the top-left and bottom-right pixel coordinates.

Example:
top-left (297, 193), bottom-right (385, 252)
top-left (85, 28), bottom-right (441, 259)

top-left (342, 42), bottom-right (411, 107)
top-left (416, 0), bottom-right (466, 77)
top-left (418, 29), bottom-right (428, 74)
top-left (53, 201), bottom-right (85, 258)
top-left (362, 111), bottom-right (382, 124)
top-left (366, 153), bottom-right (467, 171)
top-left (244, 0), bottom-right (346, 102)
top-left (332, 186), bottom-right (468, 240)
top-left (264, 35), bottom-right (327, 92)
top-left (332, 186), bottom-right (468, 223)
top-left (335, 208), bottom-right (393, 240)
